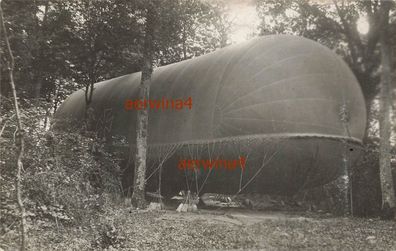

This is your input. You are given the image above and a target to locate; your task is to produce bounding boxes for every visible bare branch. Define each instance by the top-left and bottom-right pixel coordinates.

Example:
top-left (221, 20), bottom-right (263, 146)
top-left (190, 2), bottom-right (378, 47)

top-left (0, 114), bottom-right (15, 137)
top-left (0, 1), bottom-right (27, 249)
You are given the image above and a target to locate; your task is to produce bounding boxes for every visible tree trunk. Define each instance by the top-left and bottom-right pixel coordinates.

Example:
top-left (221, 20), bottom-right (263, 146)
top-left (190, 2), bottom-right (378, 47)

top-left (129, 2), bottom-right (156, 209)
top-left (0, 3), bottom-right (27, 249)
top-left (378, 0), bottom-right (395, 220)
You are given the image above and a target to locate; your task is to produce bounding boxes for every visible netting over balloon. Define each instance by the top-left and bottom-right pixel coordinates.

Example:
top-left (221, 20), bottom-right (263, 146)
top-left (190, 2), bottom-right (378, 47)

top-left (53, 35), bottom-right (366, 196)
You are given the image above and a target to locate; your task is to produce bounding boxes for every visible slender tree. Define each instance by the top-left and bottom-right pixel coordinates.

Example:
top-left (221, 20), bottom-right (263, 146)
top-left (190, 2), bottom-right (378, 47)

top-left (0, 1), bottom-right (27, 249)
top-left (378, 0), bottom-right (395, 220)
top-left (129, 0), bottom-right (156, 208)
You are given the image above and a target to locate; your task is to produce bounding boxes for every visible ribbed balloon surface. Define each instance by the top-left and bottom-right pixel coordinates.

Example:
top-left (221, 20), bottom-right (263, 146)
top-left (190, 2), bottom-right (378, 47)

top-left (54, 35), bottom-right (366, 195)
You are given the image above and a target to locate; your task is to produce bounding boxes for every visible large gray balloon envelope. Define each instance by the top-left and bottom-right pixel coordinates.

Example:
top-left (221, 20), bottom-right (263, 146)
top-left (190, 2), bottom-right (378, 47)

top-left (54, 35), bottom-right (366, 195)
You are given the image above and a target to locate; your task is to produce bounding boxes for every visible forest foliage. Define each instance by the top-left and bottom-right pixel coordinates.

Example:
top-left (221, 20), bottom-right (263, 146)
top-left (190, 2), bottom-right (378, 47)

top-left (1, 0), bottom-right (396, 249)
top-left (1, 0), bottom-right (233, 248)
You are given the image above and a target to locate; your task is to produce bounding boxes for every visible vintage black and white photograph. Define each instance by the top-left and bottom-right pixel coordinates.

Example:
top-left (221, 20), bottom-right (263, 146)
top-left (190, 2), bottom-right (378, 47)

top-left (1, 0), bottom-right (396, 250)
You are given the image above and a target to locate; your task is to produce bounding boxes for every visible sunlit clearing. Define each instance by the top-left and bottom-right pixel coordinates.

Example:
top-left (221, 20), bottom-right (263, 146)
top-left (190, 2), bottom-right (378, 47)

top-left (357, 16), bottom-right (369, 35)
top-left (228, 1), bottom-right (260, 44)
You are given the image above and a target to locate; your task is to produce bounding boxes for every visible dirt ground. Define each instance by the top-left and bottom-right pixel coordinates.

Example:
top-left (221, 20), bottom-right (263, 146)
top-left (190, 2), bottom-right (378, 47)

top-left (5, 208), bottom-right (394, 251)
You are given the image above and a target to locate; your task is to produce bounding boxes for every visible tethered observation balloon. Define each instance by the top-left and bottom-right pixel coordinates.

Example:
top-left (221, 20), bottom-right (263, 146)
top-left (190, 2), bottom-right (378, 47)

top-left (54, 35), bottom-right (366, 196)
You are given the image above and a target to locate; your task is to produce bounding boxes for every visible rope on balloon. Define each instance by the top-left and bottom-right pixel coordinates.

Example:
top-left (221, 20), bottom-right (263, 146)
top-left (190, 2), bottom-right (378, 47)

top-left (145, 143), bottom-right (180, 203)
top-left (232, 137), bottom-right (280, 199)
top-left (185, 143), bottom-right (202, 194)
top-left (197, 140), bottom-right (217, 195)
top-left (229, 139), bottom-right (249, 193)
top-left (145, 143), bottom-right (180, 181)
top-left (237, 151), bottom-right (278, 197)
top-left (239, 151), bottom-right (250, 193)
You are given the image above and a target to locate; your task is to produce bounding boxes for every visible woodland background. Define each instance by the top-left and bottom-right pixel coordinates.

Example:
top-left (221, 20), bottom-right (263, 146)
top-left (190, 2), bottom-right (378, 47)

top-left (1, 0), bottom-right (396, 250)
